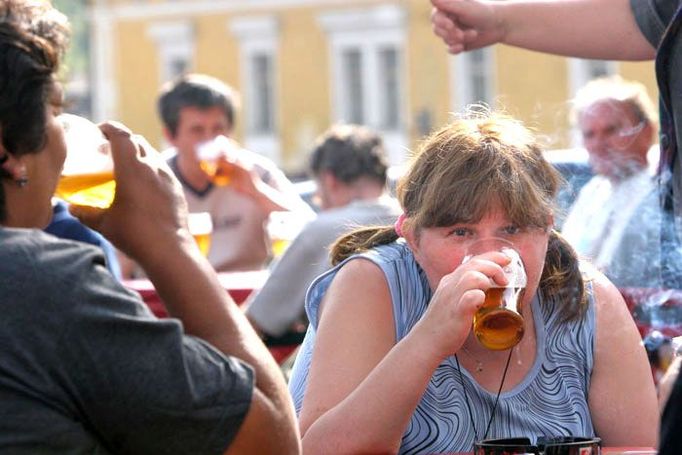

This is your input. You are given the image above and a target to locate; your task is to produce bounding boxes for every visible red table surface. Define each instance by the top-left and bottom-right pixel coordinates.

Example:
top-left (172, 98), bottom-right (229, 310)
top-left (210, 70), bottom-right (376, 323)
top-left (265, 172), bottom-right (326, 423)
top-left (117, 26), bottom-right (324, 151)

top-left (619, 287), bottom-right (682, 338)
top-left (123, 270), bottom-right (269, 313)
top-left (122, 270), bottom-right (298, 364)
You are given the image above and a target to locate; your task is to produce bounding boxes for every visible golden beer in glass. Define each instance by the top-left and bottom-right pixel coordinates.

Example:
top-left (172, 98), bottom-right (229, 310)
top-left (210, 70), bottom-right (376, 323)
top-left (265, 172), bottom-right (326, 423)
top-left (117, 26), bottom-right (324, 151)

top-left (192, 232), bottom-right (211, 257)
top-left (464, 238), bottom-right (527, 351)
top-left (187, 212), bottom-right (213, 256)
top-left (266, 211), bottom-right (306, 259)
top-left (199, 158), bottom-right (232, 186)
top-left (473, 286), bottom-right (525, 351)
top-left (271, 238), bottom-right (292, 258)
top-left (56, 114), bottom-right (114, 208)
top-left (55, 171), bottom-right (115, 209)
top-left (196, 135), bottom-right (237, 186)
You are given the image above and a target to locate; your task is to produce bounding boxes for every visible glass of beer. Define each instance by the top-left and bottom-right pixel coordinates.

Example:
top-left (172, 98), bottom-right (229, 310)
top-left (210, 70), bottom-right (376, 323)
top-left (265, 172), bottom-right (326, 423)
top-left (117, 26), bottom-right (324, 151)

top-left (196, 135), bottom-right (238, 186)
top-left (187, 212), bottom-right (213, 257)
top-left (464, 238), bottom-right (527, 351)
top-left (55, 114), bottom-right (115, 209)
top-left (266, 211), bottom-right (305, 258)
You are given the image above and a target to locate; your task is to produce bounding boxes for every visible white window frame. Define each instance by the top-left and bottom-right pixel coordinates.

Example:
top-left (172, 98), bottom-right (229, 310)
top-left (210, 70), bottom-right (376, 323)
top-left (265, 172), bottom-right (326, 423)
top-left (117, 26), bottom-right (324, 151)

top-left (230, 16), bottom-right (280, 163)
top-left (318, 5), bottom-right (407, 166)
top-left (450, 48), bottom-right (495, 113)
top-left (90, 3), bottom-right (118, 121)
top-left (147, 21), bottom-right (194, 85)
top-left (568, 58), bottom-right (619, 95)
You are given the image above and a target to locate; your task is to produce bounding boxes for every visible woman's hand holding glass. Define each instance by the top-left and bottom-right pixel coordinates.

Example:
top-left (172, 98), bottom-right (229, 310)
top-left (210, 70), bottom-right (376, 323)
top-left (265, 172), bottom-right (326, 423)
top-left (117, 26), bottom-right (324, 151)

top-left (466, 238), bottom-right (527, 351)
top-left (413, 248), bottom-right (511, 359)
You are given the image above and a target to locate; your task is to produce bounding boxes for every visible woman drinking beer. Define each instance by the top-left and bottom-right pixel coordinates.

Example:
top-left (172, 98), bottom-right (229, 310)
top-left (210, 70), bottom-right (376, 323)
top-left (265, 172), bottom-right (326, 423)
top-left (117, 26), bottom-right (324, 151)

top-left (288, 109), bottom-right (657, 453)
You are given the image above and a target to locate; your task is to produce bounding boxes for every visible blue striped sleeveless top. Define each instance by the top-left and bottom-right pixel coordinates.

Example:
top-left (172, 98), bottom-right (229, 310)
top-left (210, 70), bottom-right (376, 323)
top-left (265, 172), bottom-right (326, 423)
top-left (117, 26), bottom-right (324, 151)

top-left (288, 240), bottom-right (596, 454)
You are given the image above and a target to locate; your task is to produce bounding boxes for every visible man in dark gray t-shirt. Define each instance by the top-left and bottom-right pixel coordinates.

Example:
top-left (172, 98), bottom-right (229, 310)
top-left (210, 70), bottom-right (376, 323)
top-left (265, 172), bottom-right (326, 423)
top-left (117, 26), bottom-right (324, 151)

top-left (0, 2), bottom-right (299, 452)
top-left (0, 228), bottom-right (253, 453)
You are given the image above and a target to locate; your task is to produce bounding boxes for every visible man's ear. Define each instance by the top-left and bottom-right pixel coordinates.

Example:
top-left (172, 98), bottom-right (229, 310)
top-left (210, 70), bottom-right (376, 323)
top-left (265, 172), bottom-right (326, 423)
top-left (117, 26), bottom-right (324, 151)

top-left (641, 122), bottom-right (656, 147)
top-left (320, 171), bottom-right (339, 191)
top-left (0, 151), bottom-right (27, 181)
top-left (162, 127), bottom-right (176, 145)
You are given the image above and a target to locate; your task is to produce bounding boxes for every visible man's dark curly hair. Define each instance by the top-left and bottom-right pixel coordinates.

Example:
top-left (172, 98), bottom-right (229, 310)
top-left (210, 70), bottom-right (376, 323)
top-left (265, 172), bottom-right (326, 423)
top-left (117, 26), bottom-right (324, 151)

top-left (309, 124), bottom-right (388, 186)
top-left (0, 0), bottom-right (69, 221)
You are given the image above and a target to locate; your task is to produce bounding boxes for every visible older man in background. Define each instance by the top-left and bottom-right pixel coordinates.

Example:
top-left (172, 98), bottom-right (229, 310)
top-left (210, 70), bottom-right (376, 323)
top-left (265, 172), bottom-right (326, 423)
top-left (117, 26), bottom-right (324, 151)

top-left (561, 75), bottom-right (659, 287)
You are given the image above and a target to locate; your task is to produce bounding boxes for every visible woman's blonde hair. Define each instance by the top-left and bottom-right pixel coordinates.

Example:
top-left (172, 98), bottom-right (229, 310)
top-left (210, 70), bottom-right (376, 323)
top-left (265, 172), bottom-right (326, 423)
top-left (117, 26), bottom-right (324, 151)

top-left (331, 108), bottom-right (587, 321)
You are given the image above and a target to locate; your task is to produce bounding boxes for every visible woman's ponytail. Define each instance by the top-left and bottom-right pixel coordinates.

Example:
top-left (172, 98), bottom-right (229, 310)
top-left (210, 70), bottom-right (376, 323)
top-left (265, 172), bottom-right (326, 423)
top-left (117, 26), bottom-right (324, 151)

top-left (540, 230), bottom-right (588, 322)
top-left (330, 226), bottom-right (399, 266)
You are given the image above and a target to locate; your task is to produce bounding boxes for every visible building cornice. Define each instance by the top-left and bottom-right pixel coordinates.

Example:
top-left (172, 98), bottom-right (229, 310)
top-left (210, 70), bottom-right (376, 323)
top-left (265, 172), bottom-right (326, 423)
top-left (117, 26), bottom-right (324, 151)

top-left (93, 0), bottom-right (385, 20)
top-left (317, 4), bottom-right (405, 33)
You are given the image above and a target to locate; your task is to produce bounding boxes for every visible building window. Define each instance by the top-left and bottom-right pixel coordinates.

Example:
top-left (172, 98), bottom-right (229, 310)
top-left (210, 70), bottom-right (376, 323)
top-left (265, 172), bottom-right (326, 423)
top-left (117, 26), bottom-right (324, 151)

top-left (451, 48), bottom-right (495, 111)
top-left (169, 58), bottom-right (188, 79)
top-left (250, 52), bottom-right (275, 135)
top-left (334, 42), bottom-right (403, 132)
top-left (334, 40), bottom-right (404, 138)
top-left (318, 5), bottom-right (407, 165)
top-left (147, 21), bottom-right (194, 85)
top-left (341, 48), bottom-right (365, 125)
top-left (379, 46), bottom-right (400, 130)
top-left (230, 16), bottom-right (280, 162)
top-left (569, 58), bottom-right (618, 95)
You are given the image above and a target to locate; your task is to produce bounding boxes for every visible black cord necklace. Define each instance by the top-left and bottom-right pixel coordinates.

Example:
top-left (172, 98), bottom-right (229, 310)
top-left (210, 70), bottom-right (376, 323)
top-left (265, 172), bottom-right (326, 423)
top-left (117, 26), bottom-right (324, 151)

top-left (454, 348), bottom-right (514, 451)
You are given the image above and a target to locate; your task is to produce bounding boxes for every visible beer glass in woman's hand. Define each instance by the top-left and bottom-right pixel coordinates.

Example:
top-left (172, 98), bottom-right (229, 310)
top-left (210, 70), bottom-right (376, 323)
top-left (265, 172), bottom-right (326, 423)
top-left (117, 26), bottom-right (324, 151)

top-left (464, 238), bottom-right (527, 351)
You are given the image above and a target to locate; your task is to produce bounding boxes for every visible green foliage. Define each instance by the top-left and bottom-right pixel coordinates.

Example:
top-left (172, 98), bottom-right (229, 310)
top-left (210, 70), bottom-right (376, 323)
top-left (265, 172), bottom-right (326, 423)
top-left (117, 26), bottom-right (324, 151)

top-left (53, 0), bottom-right (89, 80)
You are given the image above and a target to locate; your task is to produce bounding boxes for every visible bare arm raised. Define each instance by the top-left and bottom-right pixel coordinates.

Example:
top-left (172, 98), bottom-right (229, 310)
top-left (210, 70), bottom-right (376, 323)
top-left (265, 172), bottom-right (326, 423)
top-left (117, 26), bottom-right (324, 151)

top-left (298, 252), bottom-right (509, 453)
top-left (431, 0), bottom-right (655, 59)
top-left (71, 122), bottom-right (301, 455)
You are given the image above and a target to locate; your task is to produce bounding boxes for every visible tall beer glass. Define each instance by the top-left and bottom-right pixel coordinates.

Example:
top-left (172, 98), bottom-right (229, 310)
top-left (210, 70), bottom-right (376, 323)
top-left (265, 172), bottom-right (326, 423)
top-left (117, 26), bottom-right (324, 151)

top-left (465, 238), bottom-right (527, 350)
top-left (55, 114), bottom-right (115, 208)
top-left (196, 135), bottom-right (238, 186)
top-left (187, 212), bottom-right (213, 257)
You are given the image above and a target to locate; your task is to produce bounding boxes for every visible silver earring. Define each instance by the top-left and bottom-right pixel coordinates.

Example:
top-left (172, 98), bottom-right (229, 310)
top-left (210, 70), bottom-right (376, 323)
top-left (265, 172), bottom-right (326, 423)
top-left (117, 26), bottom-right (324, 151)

top-left (16, 168), bottom-right (28, 187)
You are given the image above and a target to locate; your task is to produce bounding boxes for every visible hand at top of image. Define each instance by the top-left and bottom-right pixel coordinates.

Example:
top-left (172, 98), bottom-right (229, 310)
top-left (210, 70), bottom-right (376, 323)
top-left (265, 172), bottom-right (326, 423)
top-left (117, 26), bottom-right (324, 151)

top-left (430, 0), bottom-right (504, 54)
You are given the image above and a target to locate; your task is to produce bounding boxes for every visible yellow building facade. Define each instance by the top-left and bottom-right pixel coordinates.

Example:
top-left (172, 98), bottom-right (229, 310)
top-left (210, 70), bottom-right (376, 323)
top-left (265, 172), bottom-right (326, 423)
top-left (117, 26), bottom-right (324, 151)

top-left (90, 0), bottom-right (657, 175)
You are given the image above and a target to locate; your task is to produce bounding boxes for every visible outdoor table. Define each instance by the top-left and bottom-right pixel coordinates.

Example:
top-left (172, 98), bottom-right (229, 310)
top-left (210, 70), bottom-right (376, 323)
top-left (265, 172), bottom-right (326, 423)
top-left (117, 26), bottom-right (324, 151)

top-left (619, 287), bottom-right (682, 338)
top-left (121, 270), bottom-right (298, 363)
top-left (123, 270), bottom-right (269, 317)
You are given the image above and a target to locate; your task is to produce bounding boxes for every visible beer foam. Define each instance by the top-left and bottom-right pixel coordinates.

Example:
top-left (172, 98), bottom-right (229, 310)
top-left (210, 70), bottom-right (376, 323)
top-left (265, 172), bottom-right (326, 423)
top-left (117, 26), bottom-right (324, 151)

top-left (500, 247), bottom-right (527, 287)
top-left (60, 113), bottom-right (111, 176)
